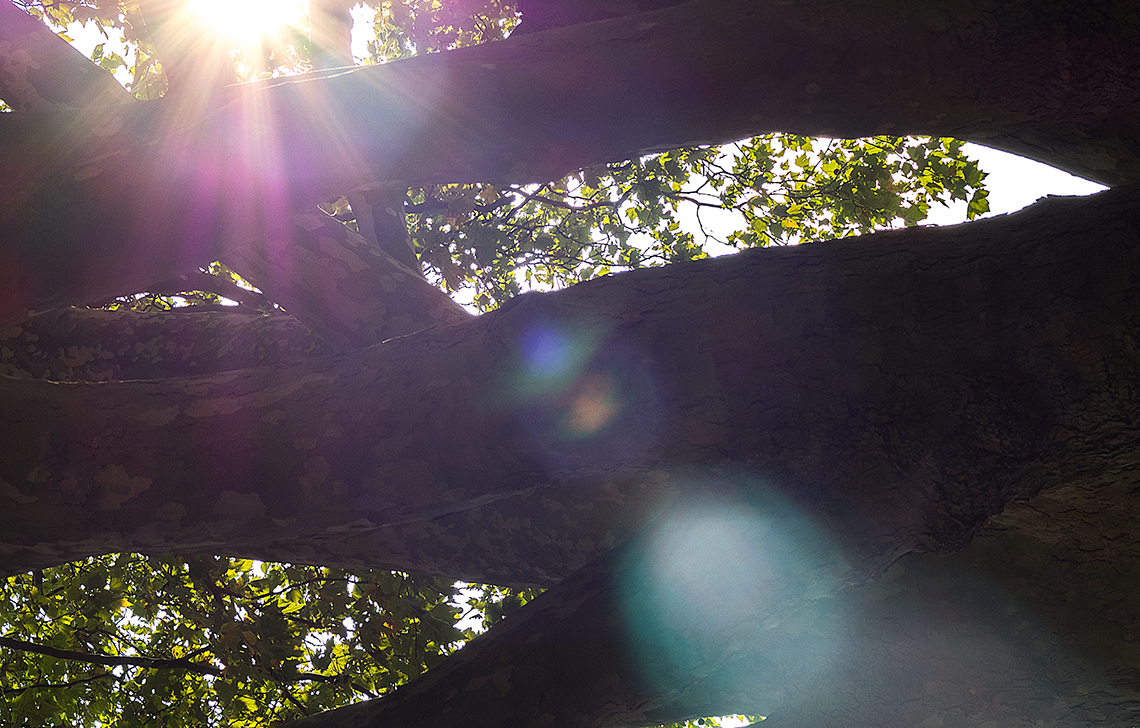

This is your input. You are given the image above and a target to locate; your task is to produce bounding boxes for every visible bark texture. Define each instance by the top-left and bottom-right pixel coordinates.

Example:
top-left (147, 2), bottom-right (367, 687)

top-left (0, 307), bottom-right (330, 382)
top-left (3, 185), bottom-right (1139, 583)
top-left (2, 0), bottom-right (1138, 323)
top-left (224, 211), bottom-right (469, 351)
top-left (0, 1), bottom-right (133, 110)
top-left (0, 0), bottom-right (461, 349)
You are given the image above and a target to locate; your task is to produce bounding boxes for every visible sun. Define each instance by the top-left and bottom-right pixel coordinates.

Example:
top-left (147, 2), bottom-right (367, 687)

top-left (188, 0), bottom-right (307, 42)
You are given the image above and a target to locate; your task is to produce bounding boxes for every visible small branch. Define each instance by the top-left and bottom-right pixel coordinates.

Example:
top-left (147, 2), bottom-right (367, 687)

top-left (504, 186), bottom-right (618, 212)
top-left (96, 270), bottom-right (270, 309)
top-left (1, 671), bottom-right (117, 697)
top-left (404, 197), bottom-right (512, 215)
top-left (275, 677), bottom-right (312, 716)
top-left (0, 635), bottom-right (222, 676)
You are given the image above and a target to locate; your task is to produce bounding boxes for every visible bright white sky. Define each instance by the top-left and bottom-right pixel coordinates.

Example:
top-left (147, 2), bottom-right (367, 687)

top-left (925, 144), bottom-right (1106, 222)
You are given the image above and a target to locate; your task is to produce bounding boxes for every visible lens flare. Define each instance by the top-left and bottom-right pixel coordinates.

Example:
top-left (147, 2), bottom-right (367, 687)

top-left (495, 314), bottom-right (664, 470)
top-left (515, 323), bottom-right (624, 437)
top-left (516, 325), bottom-right (593, 395)
top-left (617, 488), bottom-right (847, 712)
top-left (560, 372), bottom-right (621, 437)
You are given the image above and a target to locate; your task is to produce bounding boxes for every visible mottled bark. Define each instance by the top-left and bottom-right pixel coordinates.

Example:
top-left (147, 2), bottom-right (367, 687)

top-left (0, 307), bottom-right (329, 382)
top-left (3, 185), bottom-right (1138, 585)
top-left (0, 1), bottom-right (133, 110)
top-left (3, 1), bottom-right (1140, 724)
top-left (754, 468), bottom-right (1140, 727)
top-left (224, 211), bottom-right (469, 351)
top-left (344, 188), bottom-right (424, 276)
top-left (3, 0), bottom-right (1138, 324)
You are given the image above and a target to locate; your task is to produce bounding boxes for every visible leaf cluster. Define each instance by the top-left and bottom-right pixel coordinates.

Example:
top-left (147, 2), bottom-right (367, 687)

top-left (365, 0), bottom-right (516, 61)
top-left (0, 554), bottom-right (478, 726)
top-left (404, 135), bottom-right (988, 310)
top-left (456, 582), bottom-right (542, 632)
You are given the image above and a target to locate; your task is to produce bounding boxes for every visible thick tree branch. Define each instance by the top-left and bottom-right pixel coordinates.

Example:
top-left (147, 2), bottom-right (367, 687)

top-left (128, 0), bottom-right (462, 345)
top-left (2, 186), bottom-right (1138, 583)
top-left (128, 0), bottom-right (454, 345)
top-left (345, 188), bottom-right (424, 276)
top-left (225, 211), bottom-right (469, 351)
top-left (279, 468), bottom-right (1140, 728)
top-left (0, 0), bottom-right (133, 109)
top-left (2, 0), bottom-right (1137, 324)
top-left (0, 1), bottom-right (463, 342)
top-left (0, 307), bottom-right (330, 381)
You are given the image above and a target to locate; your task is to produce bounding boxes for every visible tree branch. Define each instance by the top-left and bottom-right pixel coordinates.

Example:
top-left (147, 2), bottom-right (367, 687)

top-left (0, 307), bottom-right (330, 381)
top-left (0, 1), bottom-right (466, 342)
top-left (0, 635), bottom-right (222, 675)
top-left (2, 0), bottom-right (1138, 324)
top-left (0, 672), bottom-right (117, 697)
top-left (2, 186), bottom-right (1138, 584)
top-left (224, 211), bottom-right (470, 351)
top-left (0, 0), bottom-right (133, 109)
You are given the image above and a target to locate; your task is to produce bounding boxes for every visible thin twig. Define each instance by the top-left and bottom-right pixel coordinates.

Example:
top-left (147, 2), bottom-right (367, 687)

top-left (0, 635), bottom-right (222, 676)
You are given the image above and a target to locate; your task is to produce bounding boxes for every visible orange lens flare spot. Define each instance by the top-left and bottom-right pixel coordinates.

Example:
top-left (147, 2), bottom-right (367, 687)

top-left (560, 372), bottom-right (622, 437)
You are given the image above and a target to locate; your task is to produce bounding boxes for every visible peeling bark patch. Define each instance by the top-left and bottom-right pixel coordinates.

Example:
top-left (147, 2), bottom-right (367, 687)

top-left (293, 212), bottom-right (327, 231)
top-left (263, 409), bottom-right (287, 425)
top-left (185, 397), bottom-right (244, 417)
top-left (93, 465), bottom-right (152, 511)
top-left (299, 456), bottom-right (332, 498)
top-left (138, 406), bottom-right (180, 427)
top-left (156, 502), bottom-right (187, 523)
top-left (72, 165), bottom-right (101, 181)
top-left (490, 665), bottom-right (513, 695)
top-left (315, 235), bottom-right (372, 273)
top-left (463, 665), bottom-right (513, 695)
top-left (0, 42), bottom-right (41, 111)
top-left (213, 490), bottom-right (268, 521)
top-left (0, 477), bottom-right (37, 504)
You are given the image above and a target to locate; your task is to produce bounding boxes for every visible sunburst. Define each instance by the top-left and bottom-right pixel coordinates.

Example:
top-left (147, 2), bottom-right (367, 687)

top-left (187, 0), bottom-right (307, 42)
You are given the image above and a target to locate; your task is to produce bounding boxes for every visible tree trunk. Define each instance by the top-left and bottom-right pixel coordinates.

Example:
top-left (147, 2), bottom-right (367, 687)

top-left (2, 0), bottom-right (1138, 323)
